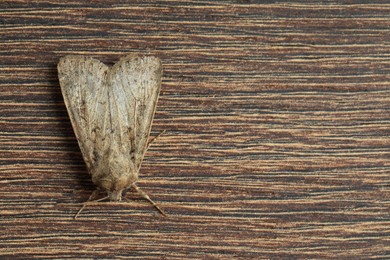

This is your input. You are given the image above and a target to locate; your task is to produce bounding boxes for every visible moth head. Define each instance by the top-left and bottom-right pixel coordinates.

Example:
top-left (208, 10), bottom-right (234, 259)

top-left (94, 175), bottom-right (135, 201)
top-left (91, 150), bottom-right (138, 201)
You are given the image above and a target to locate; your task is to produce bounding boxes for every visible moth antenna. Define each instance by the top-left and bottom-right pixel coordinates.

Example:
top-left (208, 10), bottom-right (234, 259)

top-left (131, 184), bottom-right (167, 216)
top-left (74, 204), bottom-right (86, 220)
top-left (74, 190), bottom-right (108, 219)
top-left (74, 196), bottom-right (109, 219)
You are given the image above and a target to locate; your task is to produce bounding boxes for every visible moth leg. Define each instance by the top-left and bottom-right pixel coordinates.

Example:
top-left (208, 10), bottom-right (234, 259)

top-left (74, 189), bottom-right (107, 219)
top-left (131, 184), bottom-right (167, 216)
top-left (146, 130), bottom-right (166, 151)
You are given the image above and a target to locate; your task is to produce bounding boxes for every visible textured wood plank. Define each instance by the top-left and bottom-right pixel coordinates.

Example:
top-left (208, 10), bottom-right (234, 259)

top-left (0, 1), bottom-right (389, 258)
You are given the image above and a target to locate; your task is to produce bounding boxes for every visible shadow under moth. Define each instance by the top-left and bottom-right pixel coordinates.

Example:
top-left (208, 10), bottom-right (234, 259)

top-left (58, 55), bottom-right (165, 218)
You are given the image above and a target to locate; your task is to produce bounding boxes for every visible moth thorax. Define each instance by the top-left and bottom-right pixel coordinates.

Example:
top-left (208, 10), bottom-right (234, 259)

top-left (91, 151), bottom-right (137, 199)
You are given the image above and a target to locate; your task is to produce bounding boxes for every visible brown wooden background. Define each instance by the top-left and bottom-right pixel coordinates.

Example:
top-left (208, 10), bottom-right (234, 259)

top-left (1, 1), bottom-right (389, 258)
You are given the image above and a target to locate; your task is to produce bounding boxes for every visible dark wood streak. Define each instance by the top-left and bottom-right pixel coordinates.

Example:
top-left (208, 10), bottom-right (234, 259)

top-left (0, 1), bottom-right (389, 258)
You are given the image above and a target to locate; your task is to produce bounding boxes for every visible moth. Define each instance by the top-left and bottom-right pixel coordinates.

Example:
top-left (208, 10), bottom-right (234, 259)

top-left (58, 55), bottom-right (165, 218)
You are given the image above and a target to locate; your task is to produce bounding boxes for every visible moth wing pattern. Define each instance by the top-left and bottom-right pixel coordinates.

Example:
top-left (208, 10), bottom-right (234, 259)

top-left (58, 55), bottom-right (162, 176)
top-left (58, 56), bottom-right (110, 170)
top-left (109, 56), bottom-right (162, 171)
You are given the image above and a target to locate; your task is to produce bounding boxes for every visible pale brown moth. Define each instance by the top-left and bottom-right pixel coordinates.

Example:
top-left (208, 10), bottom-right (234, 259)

top-left (58, 55), bottom-right (166, 218)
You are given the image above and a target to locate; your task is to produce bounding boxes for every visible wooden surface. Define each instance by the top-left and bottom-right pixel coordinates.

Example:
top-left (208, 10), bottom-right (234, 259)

top-left (1, 1), bottom-right (389, 258)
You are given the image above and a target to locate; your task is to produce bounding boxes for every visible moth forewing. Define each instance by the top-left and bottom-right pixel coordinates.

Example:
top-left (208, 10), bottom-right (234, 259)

top-left (58, 56), bottom-right (109, 170)
top-left (58, 55), bottom-right (165, 218)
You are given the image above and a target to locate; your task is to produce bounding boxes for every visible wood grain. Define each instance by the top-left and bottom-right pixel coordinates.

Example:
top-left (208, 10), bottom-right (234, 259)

top-left (0, 1), bottom-right (389, 258)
